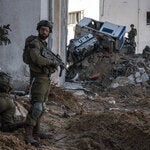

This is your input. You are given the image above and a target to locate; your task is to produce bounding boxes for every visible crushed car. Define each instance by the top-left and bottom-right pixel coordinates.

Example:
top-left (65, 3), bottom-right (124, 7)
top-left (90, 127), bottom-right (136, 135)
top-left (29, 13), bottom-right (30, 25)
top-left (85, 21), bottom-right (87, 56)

top-left (67, 33), bottom-right (99, 64)
top-left (74, 17), bottom-right (126, 51)
top-left (66, 17), bottom-right (126, 81)
top-left (67, 17), bottom-right (126, 64)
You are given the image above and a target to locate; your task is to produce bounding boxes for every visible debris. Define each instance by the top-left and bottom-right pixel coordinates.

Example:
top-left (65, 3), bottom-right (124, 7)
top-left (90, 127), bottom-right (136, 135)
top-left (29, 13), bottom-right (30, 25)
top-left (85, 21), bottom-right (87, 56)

top-left (14, 101), bottom-right (28, 118)
top-left (67, 33), bottom-right (99, 64)
top-left (110, 76), bottom-right (132, 88)
top-left (11, 90), bottom-right (26, 96)
top-left (74, 17), bottom-right (126, 51)
top-left (66, 17), bottom-right (150, 92)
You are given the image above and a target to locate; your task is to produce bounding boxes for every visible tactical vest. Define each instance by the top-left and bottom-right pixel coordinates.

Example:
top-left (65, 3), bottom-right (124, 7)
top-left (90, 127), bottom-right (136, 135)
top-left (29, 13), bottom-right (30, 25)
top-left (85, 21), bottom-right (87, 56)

top-left (23, 35), bottom-right (37, 64)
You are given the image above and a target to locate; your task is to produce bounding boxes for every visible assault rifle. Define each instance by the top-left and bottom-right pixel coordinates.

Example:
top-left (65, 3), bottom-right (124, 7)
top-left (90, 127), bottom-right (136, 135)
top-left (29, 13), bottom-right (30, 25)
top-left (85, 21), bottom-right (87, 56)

top-left (41, 47), bottom-right (67, 77)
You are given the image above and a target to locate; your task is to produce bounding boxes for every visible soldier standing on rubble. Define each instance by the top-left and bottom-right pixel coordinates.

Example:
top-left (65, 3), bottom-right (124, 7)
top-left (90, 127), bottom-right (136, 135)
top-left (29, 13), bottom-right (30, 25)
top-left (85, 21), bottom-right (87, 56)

top-left (0, 71), bottom-right (25, 132)
top-left (24, 20), bottom-right (58, 146)
top-left (128, 24), bottom-right (137, 54)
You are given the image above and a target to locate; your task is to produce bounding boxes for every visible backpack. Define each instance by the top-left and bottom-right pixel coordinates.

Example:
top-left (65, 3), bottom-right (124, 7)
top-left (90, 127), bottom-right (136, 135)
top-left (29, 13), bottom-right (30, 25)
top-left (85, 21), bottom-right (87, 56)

top-left (23, 35), bottom-right (37, 64)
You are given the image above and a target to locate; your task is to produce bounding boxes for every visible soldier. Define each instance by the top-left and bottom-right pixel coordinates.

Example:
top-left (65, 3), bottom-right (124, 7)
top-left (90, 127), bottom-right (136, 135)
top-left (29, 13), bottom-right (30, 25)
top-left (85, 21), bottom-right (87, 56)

top-left (128, 24), bottom-right (137, 54)
top-left (24, 20), bottom-right (58, 146)
top-left (0, 71), bottom-right (25, 132)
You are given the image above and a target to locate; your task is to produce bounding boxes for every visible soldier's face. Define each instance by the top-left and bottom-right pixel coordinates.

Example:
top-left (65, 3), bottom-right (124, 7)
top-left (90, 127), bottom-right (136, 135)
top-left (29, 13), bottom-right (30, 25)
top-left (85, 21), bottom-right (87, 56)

top-left (39, 26), bottom-right (50, 40)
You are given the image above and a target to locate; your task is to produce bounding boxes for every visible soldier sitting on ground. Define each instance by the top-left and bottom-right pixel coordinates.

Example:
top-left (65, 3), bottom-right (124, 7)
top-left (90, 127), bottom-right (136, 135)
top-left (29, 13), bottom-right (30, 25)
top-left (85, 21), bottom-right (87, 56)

top-left (0, 71), bottom-right (25, 132)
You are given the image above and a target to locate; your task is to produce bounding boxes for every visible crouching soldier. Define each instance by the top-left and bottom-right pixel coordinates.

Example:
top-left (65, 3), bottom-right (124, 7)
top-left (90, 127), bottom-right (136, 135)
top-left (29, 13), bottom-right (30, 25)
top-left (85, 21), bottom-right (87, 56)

top-left (0, 71), bottom-right (25, 132)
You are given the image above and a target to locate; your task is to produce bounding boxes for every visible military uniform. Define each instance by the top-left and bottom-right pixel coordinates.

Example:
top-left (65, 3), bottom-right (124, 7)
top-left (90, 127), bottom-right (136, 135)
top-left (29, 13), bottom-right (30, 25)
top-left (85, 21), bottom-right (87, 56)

top-left (0, 93), bottom-right (16, 132)
top-left (0, 72), bottom-right (25, 132)
top-left (26, 37), bottom-right (54, 128)
top-left (24, 20), bottom-right (57, 146)
top-left (128, 25), bottom-right (137, 54)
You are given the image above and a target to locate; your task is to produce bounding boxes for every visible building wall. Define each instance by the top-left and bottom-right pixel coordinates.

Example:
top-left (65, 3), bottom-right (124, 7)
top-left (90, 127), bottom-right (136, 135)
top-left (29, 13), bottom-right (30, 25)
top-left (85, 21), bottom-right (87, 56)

top-left (52, 0), bottom-right (68, 85)
top-left (138, 0), bottom-right (150, 53)
top-left (0, 0), bottom-right (41, 89)
top-left (67, 0), bottom-right (99, 44)
top-left (99, 0), bottom-right (150, 53)
top-left (68, 0), bottom-right (99, 20)
top-left (40, 0), bottom-right (49, 20)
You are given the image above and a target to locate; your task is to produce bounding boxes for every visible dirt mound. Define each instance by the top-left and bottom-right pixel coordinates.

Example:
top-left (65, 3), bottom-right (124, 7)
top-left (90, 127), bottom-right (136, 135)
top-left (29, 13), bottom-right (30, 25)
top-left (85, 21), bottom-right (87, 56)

top-left (0, 132), bottom-right (35, 150)
top-left (49, 85), bottom-right (81, 112)
top-left (0, 84), bottom-right (150, 150)
top-left (65, 111), bottom-right (150, 150)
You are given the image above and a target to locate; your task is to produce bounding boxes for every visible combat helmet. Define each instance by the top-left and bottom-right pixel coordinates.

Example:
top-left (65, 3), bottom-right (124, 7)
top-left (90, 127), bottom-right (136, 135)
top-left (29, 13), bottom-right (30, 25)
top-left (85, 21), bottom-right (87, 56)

top-left (130, 24), bottom-right (134, 27)
top-left (0, 71), bottom-right (13, 92)
top-left (36, 20), bottom-right (53, 32)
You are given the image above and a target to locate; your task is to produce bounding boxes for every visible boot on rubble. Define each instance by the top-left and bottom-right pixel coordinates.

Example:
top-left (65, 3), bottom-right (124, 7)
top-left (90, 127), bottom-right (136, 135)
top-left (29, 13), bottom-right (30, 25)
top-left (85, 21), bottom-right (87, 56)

top-left (33, 119), bottom-right (53, 139)
top-left (25, 125), bottom-right (39, 146)
top-left (33, 131), bottom-right (53, 139)
top-left (33, 123), bottom-right (52, 139)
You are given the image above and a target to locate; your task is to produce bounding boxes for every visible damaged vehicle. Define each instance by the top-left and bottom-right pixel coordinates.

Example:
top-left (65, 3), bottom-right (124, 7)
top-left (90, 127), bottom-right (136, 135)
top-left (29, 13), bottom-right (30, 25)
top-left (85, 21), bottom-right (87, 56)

top-left (66, 17), bottom-right (150, 91)
top-left (67, 33), bottom-right (99, 64)
top-left (74, 17), bottom-right (126, 51)
top-left (66, 17), bottom-right (126, 81)
top-left (67, 17), bottom-right (126, 65)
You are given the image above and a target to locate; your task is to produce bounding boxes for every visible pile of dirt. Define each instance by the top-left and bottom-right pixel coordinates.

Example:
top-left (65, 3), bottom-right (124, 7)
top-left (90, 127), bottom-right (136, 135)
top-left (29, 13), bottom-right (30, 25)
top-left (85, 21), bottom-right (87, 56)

top-left (64, 111), bottom-right (150, 150)
top-left (49, 85), bottom-right (81, 112)
top-left (0, 84), bottom-right (150, 150)
top-left (0, 132), bottom-right (35, 150)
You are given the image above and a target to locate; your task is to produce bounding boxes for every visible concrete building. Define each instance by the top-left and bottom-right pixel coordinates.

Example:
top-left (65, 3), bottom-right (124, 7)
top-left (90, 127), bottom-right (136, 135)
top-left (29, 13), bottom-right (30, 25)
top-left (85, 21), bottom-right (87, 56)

top-left (99, 0), bottom-right (150, 53)
top-left (67, 0), bottom-right (100, 44)
top-left (0, 0), bottom-right (68, 89)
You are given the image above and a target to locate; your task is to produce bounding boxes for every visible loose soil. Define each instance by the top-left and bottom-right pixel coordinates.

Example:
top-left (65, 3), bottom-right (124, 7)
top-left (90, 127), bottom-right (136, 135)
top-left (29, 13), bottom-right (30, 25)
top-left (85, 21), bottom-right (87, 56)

top-left (0, 83), bottom-right (150, 150)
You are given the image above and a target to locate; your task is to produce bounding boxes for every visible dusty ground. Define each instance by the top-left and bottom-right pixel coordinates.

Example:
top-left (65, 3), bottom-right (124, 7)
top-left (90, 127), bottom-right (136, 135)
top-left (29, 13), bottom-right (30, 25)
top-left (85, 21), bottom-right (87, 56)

top-left (0, 83), bottom-right (150, 150)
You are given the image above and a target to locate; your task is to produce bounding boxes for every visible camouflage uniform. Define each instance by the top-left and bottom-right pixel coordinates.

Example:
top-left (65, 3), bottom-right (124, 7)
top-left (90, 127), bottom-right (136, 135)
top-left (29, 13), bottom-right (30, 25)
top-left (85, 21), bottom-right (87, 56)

top-left (0, 93), bottom-right (16, 132)
top-left (24, 20), bottom-right (57, 146)
top-left (128, 24), bottom-right (137, 53)
top-left (25, 37), bottom-right (52, 128)
top-left (0, 72), bottom-right (24, 132)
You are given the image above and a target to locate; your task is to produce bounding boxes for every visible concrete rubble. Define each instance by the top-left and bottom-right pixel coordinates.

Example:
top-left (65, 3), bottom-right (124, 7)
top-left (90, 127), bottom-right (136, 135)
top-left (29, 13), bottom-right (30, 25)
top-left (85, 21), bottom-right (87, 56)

top-left (66, 17), bottom-right (150, 92)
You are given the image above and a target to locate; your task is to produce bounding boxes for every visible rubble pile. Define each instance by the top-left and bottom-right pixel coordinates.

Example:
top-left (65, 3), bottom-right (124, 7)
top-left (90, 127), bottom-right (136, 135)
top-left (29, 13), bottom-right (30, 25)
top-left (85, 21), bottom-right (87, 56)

top-left (66, 17), bottom-right (150, 91)
top-left (66, 51), bottom-right (150, 90)
top-left (0, 132), bottom-right (27, 150)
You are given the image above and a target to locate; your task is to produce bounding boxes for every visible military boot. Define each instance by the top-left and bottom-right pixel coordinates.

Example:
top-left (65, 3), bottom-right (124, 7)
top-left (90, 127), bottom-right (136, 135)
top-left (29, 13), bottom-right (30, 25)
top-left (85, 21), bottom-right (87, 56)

top-left (33, 131), bottom-right (53, 139)
top-left (33, 122), bottom-right (53, 139)
top-left (33, 126), bottom-right (53, 139)
top-left (25, 125), bottom-right (39, 146)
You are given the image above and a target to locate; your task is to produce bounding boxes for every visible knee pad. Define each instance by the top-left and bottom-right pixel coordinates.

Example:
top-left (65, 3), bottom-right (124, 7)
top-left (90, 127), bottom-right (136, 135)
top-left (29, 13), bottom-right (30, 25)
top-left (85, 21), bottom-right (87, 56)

top-left (31, 102), bottom-right (43, 120)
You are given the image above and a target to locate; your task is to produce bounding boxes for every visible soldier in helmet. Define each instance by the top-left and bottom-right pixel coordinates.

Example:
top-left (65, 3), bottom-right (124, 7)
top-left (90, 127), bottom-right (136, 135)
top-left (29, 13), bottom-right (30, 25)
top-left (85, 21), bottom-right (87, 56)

top-left (0, 71), bottom-right (25, 132)
top-left (128, 24), bottom-right (137, 54)
top-left (24, 20), bottom-right (58, 146)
